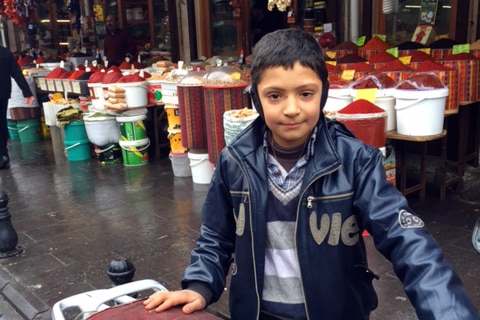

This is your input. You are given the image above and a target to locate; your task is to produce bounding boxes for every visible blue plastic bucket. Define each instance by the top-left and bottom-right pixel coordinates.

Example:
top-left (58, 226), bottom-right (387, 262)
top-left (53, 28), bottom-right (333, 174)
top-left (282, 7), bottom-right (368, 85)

top-left (64, 121), bottom-right (88, 141)
top-left (64, 139), bottom-right (91, 161)
top-left (17, 118), bottom-right (41, 143)
top-left (7, 120), bottom-right (19, 140)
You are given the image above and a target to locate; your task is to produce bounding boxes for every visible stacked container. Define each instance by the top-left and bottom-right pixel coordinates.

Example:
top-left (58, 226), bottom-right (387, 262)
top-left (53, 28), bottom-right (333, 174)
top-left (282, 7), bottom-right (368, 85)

top-left (203, 63), bottom-right (250, 164)
top-left (117, 110), bottom-right (150, 166)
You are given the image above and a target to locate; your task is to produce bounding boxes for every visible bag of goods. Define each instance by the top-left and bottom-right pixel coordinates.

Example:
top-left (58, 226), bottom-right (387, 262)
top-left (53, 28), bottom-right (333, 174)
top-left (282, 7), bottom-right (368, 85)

top-left (224, 108), bottom-right (259, 145)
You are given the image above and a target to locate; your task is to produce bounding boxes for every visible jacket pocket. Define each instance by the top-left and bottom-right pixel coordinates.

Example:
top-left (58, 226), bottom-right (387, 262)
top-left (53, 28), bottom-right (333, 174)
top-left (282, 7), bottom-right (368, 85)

top-left (354, 264), bottom-right (379, 312)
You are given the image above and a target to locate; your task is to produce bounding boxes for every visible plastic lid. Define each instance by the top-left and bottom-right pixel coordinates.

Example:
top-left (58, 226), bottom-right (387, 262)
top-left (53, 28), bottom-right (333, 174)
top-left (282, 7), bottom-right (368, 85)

top-left (178, 70), bottom-right (208, 86)
top-left (204, 65), bottom-right (249, 87)
top-left (396, 72), bottom-right (445, 90)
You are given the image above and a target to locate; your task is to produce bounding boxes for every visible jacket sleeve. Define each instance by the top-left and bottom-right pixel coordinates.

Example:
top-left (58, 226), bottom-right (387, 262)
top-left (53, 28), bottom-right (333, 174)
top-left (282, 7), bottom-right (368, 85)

top-left (353, 146), bottom-right (479, 320)
top-left (181, 152), bottom-right (237, 304)
top-left (9, 53), bottom-right (33, 98)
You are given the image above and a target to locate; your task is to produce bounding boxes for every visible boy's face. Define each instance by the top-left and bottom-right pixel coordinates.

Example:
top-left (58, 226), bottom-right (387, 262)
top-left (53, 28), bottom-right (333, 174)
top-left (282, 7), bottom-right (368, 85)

top-left (257, 62), bottom-right (323, 149)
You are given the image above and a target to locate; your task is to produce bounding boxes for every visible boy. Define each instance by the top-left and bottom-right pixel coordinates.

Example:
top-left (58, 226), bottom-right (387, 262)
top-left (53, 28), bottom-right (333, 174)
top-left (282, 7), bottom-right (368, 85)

top-left (144, 29), bottom-right (479, 319)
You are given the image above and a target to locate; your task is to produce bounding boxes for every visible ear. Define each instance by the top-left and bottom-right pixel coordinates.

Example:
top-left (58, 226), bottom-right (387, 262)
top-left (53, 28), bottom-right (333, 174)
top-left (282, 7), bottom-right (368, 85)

top-left (249, 86), bottom-right (264, 120)
top-left (320, 80), bottom-right (329, 111)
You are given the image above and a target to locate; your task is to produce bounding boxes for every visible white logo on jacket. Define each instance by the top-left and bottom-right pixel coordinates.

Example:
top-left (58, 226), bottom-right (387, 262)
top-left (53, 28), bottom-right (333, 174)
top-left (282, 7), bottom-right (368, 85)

top-left (398, 210), bottom-right (424, 229)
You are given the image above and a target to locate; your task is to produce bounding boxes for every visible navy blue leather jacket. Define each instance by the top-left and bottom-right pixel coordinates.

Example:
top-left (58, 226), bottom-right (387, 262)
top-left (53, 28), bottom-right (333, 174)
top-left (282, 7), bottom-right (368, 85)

top-left (182, 116), bottom-right (479, 320)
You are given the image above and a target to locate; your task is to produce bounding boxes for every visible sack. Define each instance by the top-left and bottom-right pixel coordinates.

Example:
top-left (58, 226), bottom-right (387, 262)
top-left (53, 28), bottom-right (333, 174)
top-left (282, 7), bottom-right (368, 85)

top-left (86, 298), bottom-right (223, 320)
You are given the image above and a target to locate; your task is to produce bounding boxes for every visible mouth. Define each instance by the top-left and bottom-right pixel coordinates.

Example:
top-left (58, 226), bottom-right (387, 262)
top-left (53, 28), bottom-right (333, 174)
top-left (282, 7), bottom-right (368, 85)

top-left (281, 123), bottom-right (301, 130)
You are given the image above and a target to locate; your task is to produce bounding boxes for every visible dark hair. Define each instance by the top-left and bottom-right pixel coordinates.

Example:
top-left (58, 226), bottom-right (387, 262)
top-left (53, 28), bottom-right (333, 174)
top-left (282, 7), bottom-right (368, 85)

top-left (249, 28), bottom-right (330, 117)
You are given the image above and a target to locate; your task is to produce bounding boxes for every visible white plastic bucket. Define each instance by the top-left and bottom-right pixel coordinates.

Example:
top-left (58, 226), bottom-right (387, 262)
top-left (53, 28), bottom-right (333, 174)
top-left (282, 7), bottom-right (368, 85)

top-left (394, 88), bottom-right (448, 136)
top-left (146, 80), bottom-right (163, 105)
top-left (375, 96), bottom-right (395, 131)
top-left (115, 81), bottom-right (148, 108)
top-left (169, 152), bottom-right (192, 177)
top-left (84, 114), bottom-right (120, 146)
top-left (350, 88), bottom-right (395, 131)
top-left (87, 82), bottom-right (104, 101)
top-left (188, 152), bottom-right (214, 184)
top-left (324, 88), bottom-right (353, 117)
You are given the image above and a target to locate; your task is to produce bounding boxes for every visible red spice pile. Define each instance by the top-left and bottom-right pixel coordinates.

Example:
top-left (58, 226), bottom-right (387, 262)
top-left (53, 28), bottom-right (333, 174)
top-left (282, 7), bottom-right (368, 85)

top-left (334, 41), bottom-right (358, 51)
top-left (117, 73), bottom-right (146, 83)
top-left (415, 60), bottom-right (452, 71)
top-left (360, 37), bottom-right (392, 51)
top-left (102, 70), bottom-right (123, 84)
top-left (67, 69), bottom-right (86, 80)
top-left (45, 67), bottom-right (71, 79)
top-left (397, 73), bottom-right (445, 90)
top-left (377, 60), bottom-right (412, 72)
top-left (346, 62), bottom-right (375, 72)
top-left (118, 61), bottom-right (131, 69)
top-left (338, 99), bottom-right (385, 114)
top-left (409, 50), bottom-right (434, 62)
top-left (88, 70), bottom-right (105, 83)
top-left (368, 51), bottom-right (396, 63)
top-left (442, 52), bottom-right (478, 60)
top-left (337, 54), bottom-right (367, 64)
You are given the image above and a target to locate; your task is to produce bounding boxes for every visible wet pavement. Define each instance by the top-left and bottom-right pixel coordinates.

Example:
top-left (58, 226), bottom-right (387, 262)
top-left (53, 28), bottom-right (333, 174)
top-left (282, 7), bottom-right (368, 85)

top-left (0, 126), bottom-right (479, 320)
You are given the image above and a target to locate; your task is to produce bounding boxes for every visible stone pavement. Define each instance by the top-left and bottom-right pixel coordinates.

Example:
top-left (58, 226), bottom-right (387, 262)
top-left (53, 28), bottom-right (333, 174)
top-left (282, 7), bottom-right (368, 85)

top-left (0, 128), bottom-right (479, 320)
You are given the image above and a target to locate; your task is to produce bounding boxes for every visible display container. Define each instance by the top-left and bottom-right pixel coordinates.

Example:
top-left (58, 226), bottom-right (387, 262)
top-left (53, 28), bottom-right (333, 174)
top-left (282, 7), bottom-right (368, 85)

top-left (203, 64), bottom-right (250, 164)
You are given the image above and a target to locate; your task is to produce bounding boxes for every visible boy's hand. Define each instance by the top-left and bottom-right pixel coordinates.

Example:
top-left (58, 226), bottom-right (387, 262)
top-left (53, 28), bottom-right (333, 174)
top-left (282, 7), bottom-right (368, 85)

top-left (143, 289), bottom-right (206, 314)
top-left (25, 96), bottom-right (34, 105)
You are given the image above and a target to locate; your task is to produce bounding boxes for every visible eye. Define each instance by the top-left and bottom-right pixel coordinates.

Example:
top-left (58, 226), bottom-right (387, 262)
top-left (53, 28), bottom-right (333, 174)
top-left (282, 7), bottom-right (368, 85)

top-left (267, 93), bottom-right (281, 101)
top-left (300, 91), bottom-right (315, 98)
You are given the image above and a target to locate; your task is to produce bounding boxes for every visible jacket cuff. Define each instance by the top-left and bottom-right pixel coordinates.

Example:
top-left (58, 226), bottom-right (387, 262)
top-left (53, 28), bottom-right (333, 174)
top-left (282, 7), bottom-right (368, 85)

top-left (184, 281), bottom-right (214, 306)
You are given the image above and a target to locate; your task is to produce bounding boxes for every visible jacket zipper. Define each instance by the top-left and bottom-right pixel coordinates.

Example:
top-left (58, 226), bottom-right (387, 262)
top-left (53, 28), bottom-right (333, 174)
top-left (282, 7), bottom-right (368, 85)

top-left (226, 149), bottom-right (261, 319)
top-left (306, 191), bottom-right (354, 208)
top-left (295, 165), bottom-right (342, 319)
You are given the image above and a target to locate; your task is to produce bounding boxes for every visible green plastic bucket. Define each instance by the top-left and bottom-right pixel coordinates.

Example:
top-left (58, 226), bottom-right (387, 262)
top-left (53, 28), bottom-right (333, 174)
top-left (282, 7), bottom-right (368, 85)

top-left (7, 120), bottom-right (19, 140)
top-left (116, 114), bottom-right (147, 142)
top-left (64, 139), bottom-right (91, 161)
top-left (119, 138), bottom-right (150, 166)
top-left (17, 118), bottom-right (41, 143)
top-left (64, 121), bottom-right (88, 141)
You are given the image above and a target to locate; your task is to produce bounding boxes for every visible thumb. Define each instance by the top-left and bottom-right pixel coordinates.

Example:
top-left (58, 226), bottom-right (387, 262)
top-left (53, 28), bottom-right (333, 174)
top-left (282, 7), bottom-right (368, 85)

top-left (181, 299), bottom-right (205, 314)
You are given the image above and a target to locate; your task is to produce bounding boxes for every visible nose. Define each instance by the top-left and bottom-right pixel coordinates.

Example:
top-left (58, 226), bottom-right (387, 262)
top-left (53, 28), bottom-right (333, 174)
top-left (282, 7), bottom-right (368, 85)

top-left (283, 95), bottom-right (300, 116)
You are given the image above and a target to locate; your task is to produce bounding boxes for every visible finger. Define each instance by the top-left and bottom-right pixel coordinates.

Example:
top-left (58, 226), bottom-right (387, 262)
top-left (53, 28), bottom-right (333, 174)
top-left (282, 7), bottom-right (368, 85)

top-left (181, 291), bottom-right (206, 314)
top-left (182, 299), bottom-right (205, 314)
top-left (143, 292), bottom-right (168, 309)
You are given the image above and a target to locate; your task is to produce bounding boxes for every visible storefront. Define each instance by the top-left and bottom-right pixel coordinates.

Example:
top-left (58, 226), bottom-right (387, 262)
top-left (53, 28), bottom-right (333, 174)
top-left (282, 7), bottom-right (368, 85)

top-left (3, 0), bottom-right (479, 196)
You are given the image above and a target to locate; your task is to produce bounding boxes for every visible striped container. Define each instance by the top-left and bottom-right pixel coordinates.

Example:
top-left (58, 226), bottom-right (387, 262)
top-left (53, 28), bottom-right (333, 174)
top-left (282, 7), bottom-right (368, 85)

top-left (379, 71), bottom-right (414, 85)
top-left (177, 84), bottom-right (208, 149)
top-left (203, 84), bottom-right (250, 164)
top-left (438, 58), bottom-right (479, 104)
top-left (430, 48), bottom-right (452, 60)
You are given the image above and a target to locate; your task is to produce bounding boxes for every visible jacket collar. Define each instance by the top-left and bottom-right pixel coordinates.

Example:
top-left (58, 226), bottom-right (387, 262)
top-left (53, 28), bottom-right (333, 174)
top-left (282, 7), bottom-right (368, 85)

top-left (229, 116), bottom-right (342, 175)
